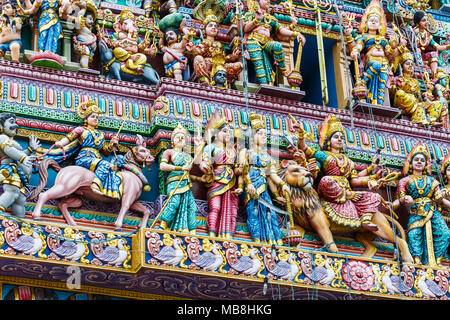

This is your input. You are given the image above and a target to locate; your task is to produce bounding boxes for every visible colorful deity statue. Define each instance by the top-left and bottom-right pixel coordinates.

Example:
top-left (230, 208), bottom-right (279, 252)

top-left (413, 10), bottom-right (450, 79)
top-left (238, 113), bottom-right (289, 245)
top-left (242, 0), bottom-right (305, 85)
top-left (19, 0), bottom-right (72, 53)
top-left (392, 49), bottom-right (448, 127)
top-left (143, 0), bottom-right (178, 23)
top-left (392, 142), bottom-right (450, 266)
top-left (295, 114), bottom-right (385, 232)
top-left (39, 100), bottom-right (125, 200)
top-left (349, 0), bottom-right (403, 106)
top-left (0, 0), bottom-right (22, 62)
top-left (158, 13), bottom-right (189, 81)
top-left (0, 113), bottom-right (40, 217)
top-left (438, 153), bottom-right (450, 227)
top-left (156, 123), bottom-right (199, 234)
top-left (190, 0), bottom-right (243, 88)
top-left (199, 110), bottom-right (242, 238)
top-left (68, 0), bottom-right (98, 69)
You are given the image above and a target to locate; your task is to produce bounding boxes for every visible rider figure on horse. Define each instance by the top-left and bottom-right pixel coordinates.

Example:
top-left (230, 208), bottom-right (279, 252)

top-left (39, 100), bottom-right (124, 200)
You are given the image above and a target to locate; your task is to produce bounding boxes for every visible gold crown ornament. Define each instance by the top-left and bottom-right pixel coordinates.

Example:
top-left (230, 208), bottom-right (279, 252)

top-left (250, 112), bottom-right (265, 131)
top-left (193, 0), bottom-right (224, 26)
top-left (318, 114), bottom-right (345, 150)
top-left (117, 9), bottom-right (135, 23)
top-left (206, 109), bottom-right (228, 131)
top-left (359, 0), bottom-right (387, 36)
top-left (402, 141), bottom-right (432, 176)
top-left (399, 50), bottom-right (414, 65)
top-left (85, 0), bottom-right (98, 21)
top-left (171, 122), bottom-right (189, 142)
top-left (77, 99), bottom-right (102, 119)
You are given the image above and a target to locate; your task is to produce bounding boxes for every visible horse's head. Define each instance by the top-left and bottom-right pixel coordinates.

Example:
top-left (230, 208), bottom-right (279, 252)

top-left (131, 134), bottom-right (155, 167)
top-left (280, 160), bottom-right (314, 191)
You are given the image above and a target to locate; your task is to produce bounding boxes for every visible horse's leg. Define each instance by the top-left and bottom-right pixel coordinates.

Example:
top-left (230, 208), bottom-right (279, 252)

top-left (129, 201), bottom-right (150, 229)
top-left (32, 172), bottom-right (90, 219)
top-left (114, 192), bottom-right (135, 231)
top-left (58, 196), bottom-right (83, 226)
top-left (370, 211), bottom-right (413, 263)
top-left (355, 231), bottom-right (377, 258)
top-left (309, 209), bottom-right (339, 252)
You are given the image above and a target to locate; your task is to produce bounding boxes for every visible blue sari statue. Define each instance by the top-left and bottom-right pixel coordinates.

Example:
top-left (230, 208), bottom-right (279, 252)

top-left (21, 0), bottom-right (71, 53)
top-left (36, 100), bottom-right (124, 200)
top-left (239, 113), bottom-right (290, 245)
top-left (393, 142), bottom-right (450, 267)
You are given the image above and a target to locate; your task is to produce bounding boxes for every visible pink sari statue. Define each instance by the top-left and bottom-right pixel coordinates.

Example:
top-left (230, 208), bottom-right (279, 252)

top-left (199, 111), bottom-right (242, 238)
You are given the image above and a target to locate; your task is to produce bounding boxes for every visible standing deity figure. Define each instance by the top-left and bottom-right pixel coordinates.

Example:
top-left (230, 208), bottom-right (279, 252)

top-left (158, 14), bottom-right (189, 81)
top-left (0, 0), bottom-right (22, 62)
top-left (438, 153), bottom-right (450, 227)
top-left (199, 110), bottom-right (242, 238)
top-left (294, 114), bottom-right (384, 231)
top-left (349, 0), bottom-right (402, 106)
top-left (238, 113), bottom-right (289, 245)
top-left (156, 123), bottom-right (199, 234)
top-left (19, 0), bottom-right (72, 53)
top-left (105, 9), bottom-right (156, 75)
top-left (392, 142), bottom-right (450, 267)
top-left (242, 0), bottom-right (305, 85)
top-left (413, 10), bottom-right (450, 79)
top-left (0, 113), bottom-right (40, 217)
top-left (68, 0), bottom-right (98, 69)
top-left (392, 49), bottom-right (448, 127)
top-left (190, 0), bottom-right (243, 88)
top-left (38, 100), bottom-right (124, 200)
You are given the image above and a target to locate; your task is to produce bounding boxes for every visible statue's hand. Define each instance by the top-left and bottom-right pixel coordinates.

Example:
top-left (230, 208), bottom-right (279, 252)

top-left (247, 183), bottom-right (256, 197)
top-left (404, 195), bottom-right (414, 206)
top-left (297, 33), bottom-right (305, 46)
top-left (23, 155), bottom-right (36, 167)
top-left (182, 163), bottom-right (192, 171)
top-left (28, 135), bottom-right (41, 152)
top-left (281, 184), bottom-right (291, 196)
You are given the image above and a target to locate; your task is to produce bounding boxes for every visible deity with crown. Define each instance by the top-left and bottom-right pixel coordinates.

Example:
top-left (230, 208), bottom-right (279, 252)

top-left (189, 0), bottom-right (243, 88)
top-left (238, 112), bottom-right (289, 245)
top-left (392, 49), bottom-right (448, 127)
top-left (199, 110), bottom-right (242, 239)
top-left (392, 142), bottom-right (450, 267)
top-left (37, 100), bottom-right (124, 200)
top-left (155, 123), bottom-right (200, 234)
top-left (293, 114), bottom-right (386, 232)
top-left (349, 0), bottom-right (403, 106)
top-left (102, 9), bottom-right (156, 75)
top-left (242, 0), bottom-right (305, 85)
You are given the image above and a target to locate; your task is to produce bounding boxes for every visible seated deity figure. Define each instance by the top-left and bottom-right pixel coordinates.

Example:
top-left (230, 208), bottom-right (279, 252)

top-left (190, 0), bottom-right (243, 88)
top-left (413, 10), bottom-right (450, 79)
top-left (392, 142), bottom-right (450, 267)
top-left (0, 1), bottom-right (22, 62)
top-left (294, 114), bottom-right (384, 232)
top-left (392, 49), bottom-right (448, 127)
top-left (242, 0), bottom-right (305, 85)
top-left (107, 9), bottom-right (156, 75)
top-left (349, 0), bottom-right (403, 106)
